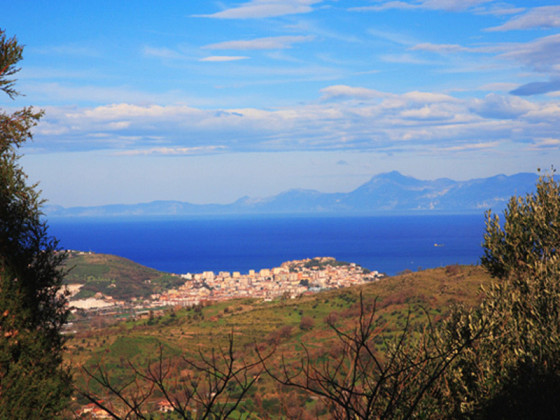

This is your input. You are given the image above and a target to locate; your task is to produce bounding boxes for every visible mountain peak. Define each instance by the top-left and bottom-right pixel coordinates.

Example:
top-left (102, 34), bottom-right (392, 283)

top-left (47, 172), bottom-right (540, 217)
top-left (355, 171), bottom-right (424, 192)
top-left (379, 170), bottom-right (406, 177)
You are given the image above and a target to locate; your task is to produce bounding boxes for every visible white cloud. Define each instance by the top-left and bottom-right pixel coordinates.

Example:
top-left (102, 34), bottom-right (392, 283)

top-left (530, 138), bottom-right (560, 150)
top-left (29, 87), bottom-right (559, 162)
top-left (199, 56), bottom-right (250, 62)
top-left (420, 0), bottom-right (492, 12)
top-left (74, 103), bottom-right (202, 120)
top-left (116, 146), bottom-right (227, 156)
top-left (351, 0), bottom-right (491, 12)
top-left (410, 43), bottom-right (469, 53)
top-left (380, 53), bottom-right (433, 65)
top-left (525, 103), bottom-right (560, 120)
top-left (203, 36), bottom-right (314, 50)
top-left (195, 0), bottom-right (323, 19)
top-left (477, 82), bottom-right (519, 92)
top-left (475, 6), bottom-right (526, 17)
top-left (487, 6), bottom-right (560, 31)
top-left (351, 1), bottom-right (416, 12)
top-left (402, 91), bottom-right (457, 103)
top-left (470, 93), bottom-right (535, 119)
top-left (438, 141), bottom-right (499, 152)
top-left (408, 35), bottom-right (560, 97)
top-left (367, 28), bottom-right (420, 47)
top-left (409, 42), bottom-right (503, 55)
top-left (107, 121), bottom-right (131, 130)
top-left (400, 105), bottom-right (454, 121)
top-left (500, 34), bottom-right (560, 74)
top-left (320, 85), bottom-right (388, 101)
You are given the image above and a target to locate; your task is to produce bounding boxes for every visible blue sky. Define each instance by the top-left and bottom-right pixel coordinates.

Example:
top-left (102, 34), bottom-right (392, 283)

top-left (3, 0), bottom-right (560, 206)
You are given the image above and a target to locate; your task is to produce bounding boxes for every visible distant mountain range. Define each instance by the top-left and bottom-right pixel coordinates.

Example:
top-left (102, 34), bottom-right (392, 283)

top-left (46, 171), bottom-right (542, 218)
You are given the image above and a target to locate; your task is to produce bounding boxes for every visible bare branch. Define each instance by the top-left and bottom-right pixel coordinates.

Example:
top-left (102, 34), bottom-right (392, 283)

top-left (79, 333), bottom-right (263, 419)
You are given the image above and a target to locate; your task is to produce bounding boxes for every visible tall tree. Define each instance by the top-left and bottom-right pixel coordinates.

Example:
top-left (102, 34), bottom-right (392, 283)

top-left (0, 29), bottom-right (71, 418)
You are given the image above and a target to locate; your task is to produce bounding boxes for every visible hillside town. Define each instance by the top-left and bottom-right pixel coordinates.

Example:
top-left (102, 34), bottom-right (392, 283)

top-left (153, 257), bottom-right (382, 307)
top-left (69, 257), bottom-right (382, 314)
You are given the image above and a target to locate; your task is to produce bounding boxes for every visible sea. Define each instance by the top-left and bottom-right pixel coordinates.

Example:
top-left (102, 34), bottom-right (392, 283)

top-left (48, 214), bottom-right (486, 276)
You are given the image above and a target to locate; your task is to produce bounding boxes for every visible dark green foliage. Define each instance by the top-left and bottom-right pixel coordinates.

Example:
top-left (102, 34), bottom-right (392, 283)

top-left (442, 171), bottom-right (560, 418)
top-left (0, 29), bottom-right (71, 417)
top-left (303, 257), bottom-right (351, 270)
top-left (65, 252), bottom-right (185, 299)
top-left (481, 170), bottom-right (560, 280)
top-left (0, 31), bottom-right (22, 99)
top-left (261, 397), bottom-right (281, 414)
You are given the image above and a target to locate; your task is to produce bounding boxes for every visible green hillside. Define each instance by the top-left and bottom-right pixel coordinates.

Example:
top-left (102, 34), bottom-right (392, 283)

top-left (63, 251), bottom-right (184, 300)
top-left (68, 264), bottom-right (492, 417)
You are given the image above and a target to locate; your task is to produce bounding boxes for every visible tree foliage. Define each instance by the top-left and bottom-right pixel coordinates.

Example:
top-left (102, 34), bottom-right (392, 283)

top-left (442, 170), bottom-right (560, 418)
top-left (481, 169), bottom-right (560, 280)
top-left (0, 29), bottom-right (71, 418)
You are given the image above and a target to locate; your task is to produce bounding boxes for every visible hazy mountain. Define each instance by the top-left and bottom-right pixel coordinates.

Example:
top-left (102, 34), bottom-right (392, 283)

top-left (46, 171), bottom-right (541, 217)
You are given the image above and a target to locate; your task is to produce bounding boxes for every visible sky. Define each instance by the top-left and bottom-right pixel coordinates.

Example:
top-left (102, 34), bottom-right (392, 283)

top-left (2, 0), bottom-right (560, 207)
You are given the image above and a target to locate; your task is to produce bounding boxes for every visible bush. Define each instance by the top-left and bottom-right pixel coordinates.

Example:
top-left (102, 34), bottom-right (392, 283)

top-left (299, 316), bottom-right (314, 331)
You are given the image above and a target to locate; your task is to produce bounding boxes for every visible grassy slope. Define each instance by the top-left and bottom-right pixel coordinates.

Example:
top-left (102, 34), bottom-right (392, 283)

top-left (67, 264), bottom-right (493, 415)
top-left (63, 251), bottom-right (184, 300)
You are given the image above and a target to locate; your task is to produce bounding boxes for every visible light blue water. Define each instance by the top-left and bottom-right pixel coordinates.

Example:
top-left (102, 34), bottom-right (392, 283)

top-left (48, 215), bottom-right (486, 276)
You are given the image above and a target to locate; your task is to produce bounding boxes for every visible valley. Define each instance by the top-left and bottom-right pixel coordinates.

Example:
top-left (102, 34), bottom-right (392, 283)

top-left (66, 260), bottom-right (492, 418)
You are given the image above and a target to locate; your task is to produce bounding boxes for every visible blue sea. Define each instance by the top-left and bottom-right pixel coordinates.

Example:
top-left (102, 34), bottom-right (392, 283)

top-left (48, 215), bottom-right (486, 276)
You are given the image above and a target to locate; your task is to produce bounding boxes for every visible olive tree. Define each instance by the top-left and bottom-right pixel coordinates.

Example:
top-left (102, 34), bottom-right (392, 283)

top-left (481, 169), bottom-right (560, 280)
top-left (442, 170), bottom-right (560, 418)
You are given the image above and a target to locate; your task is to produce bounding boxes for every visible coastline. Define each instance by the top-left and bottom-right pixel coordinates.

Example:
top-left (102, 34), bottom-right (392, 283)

top-left (51, 214), bottom-right (484, 277)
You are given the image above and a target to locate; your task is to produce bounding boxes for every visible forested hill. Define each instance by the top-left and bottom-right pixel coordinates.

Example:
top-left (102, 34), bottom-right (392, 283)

top-left (63, 251), bottom-right (183, 300)
top-left (47, 171), bottom-right (540, 217)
